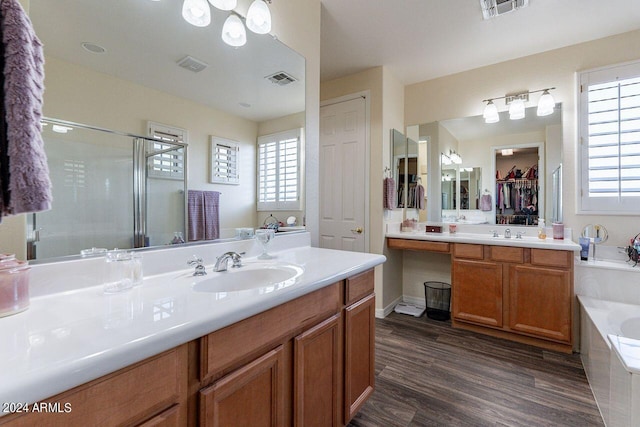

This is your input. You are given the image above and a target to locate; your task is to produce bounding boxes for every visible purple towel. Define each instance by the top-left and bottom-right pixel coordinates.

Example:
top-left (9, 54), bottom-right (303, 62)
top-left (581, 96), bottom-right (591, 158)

top-left (188, 190), bottom-right (220, 241)
top-left (415, 184), bottom-right (425, 210)
top-left (1, 0), bottom-right (51, 216)
top-left (383, 177), bottom-right (396, 209)
top-left (480, 194), bottom-right (492, 211)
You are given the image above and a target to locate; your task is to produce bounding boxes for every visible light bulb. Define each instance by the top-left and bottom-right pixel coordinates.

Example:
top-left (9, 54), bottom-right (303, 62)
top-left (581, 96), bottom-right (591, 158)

top-left (537, 90), bottom-right (555, 116)
top-left (483, 100), bottom-right (499, 123)
top-left (208, 0), bottom-right (237, 11)
top-left (509, 98), bottom-right (525, 120)
top-left (222, 14), bottom-right (246, 47)
top-left (182, 0), bottom-right (211, 27)
top-left (246, 0), bottom-right (271, 34)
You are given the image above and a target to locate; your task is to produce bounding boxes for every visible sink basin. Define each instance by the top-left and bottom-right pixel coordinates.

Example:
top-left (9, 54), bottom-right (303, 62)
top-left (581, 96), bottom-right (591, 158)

top-left (191, 263), bottom-right (303, 293)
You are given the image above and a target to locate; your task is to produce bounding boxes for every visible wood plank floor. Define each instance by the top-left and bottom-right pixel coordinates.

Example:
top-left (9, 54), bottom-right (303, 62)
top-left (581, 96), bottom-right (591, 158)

top-left (348, 313), bottom-right (604, 427)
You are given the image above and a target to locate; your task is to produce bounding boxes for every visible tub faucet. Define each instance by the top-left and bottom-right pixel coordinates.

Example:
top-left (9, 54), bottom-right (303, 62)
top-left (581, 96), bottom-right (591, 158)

top-left (188, 256), bottom-right (207, 276)
top-left (504, 228), bottom-right (511, 239)
top-left (214, 252), bottom-right (243, 272)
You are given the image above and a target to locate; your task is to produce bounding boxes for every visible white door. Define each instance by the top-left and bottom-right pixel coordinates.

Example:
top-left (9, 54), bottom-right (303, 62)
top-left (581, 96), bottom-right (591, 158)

top-left (319, 97), bottom-right (367, 252)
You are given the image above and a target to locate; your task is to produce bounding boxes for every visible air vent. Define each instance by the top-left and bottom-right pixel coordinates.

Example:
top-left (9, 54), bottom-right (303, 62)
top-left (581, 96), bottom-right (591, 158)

top-left (177, 55), bottom-right (208, 73)
top-left (265, 71), bottom-right (297, 86)
top-left (481, 0), bottom-right (529, 19)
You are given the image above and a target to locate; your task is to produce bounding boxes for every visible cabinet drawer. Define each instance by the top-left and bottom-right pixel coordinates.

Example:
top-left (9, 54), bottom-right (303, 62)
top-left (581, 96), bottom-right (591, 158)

top-left (489, 246), bottom-right (524, 263)
top-left (387, 238), bottom-right (450, 253)
top-left (453, 243), bottom-right (484, 260)
top-left (1, 347), bottom-right (185, 427)
top-left (530, 249), bottom-right (572, 269)
top-left (201, 283), bottom-right (340, 380)
top-left (345, 268), bottom-right (374, 305)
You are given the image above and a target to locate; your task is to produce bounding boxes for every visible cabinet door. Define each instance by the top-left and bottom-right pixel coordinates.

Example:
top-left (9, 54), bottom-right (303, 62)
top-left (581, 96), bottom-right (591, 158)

top-left (199, 346), bottom-right (284, 427)
top-left (452, 259), bottom-right (503, 327)
top-left (294, 314), bottom-right (341, 427)
top-left (344, 293), bottom-right (375, 424)
top-left (509, 265), bottom-right (572, 343)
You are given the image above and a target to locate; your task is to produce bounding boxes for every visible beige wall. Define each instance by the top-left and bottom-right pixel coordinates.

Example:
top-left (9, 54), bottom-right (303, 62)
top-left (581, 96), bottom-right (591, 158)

top-left (400, 29), bottom-right (640, 302)
top-left (406, 29), bottom-right (640, 249)
top-left (320, 66), bottom-right (405, 313)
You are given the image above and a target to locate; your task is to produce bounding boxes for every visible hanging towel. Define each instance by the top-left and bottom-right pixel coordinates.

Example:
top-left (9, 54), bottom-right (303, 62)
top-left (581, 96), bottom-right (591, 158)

top-left (383, 177), bottom-right (396, 209)
top-left (480, 194), bottom-right (492, 211)
top-left (187, 190), bottom-right (220, 241)
top-left (0, 0), bottom-right (51, 217)
top-left (415, 183), bottom-right (425, 210)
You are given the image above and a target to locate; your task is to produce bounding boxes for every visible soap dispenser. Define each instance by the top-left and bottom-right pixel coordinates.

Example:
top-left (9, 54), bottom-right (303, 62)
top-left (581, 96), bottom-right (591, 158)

top-left (538, 218), bottom-right (547, 240)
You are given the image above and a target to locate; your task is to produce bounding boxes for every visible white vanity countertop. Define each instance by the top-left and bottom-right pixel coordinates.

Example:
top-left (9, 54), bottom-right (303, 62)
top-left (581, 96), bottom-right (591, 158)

top-left (0, 245), bottom-right (385, 408)
top-left (386, 230), bottom-right (580, 251)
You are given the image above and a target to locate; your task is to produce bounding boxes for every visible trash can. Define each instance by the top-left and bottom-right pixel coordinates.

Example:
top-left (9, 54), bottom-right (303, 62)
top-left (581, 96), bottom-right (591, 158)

top-left (423, 281), bottom-right (451, 321)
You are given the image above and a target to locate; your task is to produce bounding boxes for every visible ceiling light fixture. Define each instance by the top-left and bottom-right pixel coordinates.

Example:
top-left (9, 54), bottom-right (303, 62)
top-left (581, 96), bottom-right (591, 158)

top-left (482, 87), bottom-right (556, 123)
top-left (181, 0), bottom-right (272, 47)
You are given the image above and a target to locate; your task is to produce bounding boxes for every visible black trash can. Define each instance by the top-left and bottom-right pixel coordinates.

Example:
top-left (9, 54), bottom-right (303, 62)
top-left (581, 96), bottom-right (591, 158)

top-left (423, 281), bottom-right (451, 321)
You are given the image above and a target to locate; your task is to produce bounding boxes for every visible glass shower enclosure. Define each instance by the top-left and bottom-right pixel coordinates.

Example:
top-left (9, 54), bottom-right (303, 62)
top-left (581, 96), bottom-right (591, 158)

top-left (26, 118), bottom-right (187, 261)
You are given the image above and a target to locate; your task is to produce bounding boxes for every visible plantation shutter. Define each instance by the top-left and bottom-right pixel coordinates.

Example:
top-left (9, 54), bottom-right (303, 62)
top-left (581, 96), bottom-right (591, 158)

top-left (257, 129), bottom-right (302, 210)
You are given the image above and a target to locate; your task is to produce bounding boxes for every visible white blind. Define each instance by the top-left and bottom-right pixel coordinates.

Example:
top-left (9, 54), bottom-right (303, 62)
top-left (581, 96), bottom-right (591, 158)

top-left (580, 60), bottom-right (640, 212)
top-left (147, 122), bottom-right (187, 180)
top-left (257, 129), bottom-right (301, 211)
top-left (211, 137), bottom-right (239, 184)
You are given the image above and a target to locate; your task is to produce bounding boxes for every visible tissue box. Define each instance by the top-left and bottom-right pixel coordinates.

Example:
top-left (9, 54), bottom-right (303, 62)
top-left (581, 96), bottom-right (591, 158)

top-left (425, 225), bottom-right (443, 233)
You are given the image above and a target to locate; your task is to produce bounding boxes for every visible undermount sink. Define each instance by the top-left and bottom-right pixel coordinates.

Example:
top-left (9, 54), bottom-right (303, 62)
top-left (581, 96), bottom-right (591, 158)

top-left (191, 262), bottom-right (303, 293)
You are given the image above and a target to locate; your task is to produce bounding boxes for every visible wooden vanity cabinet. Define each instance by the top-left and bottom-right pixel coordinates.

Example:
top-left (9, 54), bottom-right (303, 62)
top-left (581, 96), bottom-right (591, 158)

top-left (452, 244), bottom-right (573, 352)
top-left (0, 345), bottom-right (189, 427)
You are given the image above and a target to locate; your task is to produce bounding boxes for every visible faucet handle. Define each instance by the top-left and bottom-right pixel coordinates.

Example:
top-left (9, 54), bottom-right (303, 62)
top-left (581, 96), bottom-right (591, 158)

top-left (188, 256), bottom-right (207, 276)
top-left (188, 255), bottom-right (203, 266)
top-left (490, 230), bottom-right (499, 238)
top-left (516, 231), bottom-right (526, 239)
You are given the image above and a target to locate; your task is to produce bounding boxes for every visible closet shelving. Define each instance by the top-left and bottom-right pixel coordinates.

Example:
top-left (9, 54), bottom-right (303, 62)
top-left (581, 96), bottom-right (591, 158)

top-left (496, 165), bottom-right (539, 225)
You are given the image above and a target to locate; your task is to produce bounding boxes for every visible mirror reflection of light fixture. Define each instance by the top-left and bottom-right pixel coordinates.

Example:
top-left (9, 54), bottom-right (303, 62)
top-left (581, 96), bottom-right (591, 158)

top-left (501, 148), bottom-right (514, 156)
top-left (449, 150), bottom-right (462, 164)
top-left (441, 153), bottom-right (452, 165)
top-left (482, 87), bottom-right (556, 123)
top-left (246, 0), bottom-right (272, 34)
top-left (52, 125), bottom-right (73, 134)
top-left (222, 14), bottom-right (247, 47)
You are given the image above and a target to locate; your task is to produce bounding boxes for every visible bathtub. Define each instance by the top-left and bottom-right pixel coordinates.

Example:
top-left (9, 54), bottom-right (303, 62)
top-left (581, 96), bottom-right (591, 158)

top-left (577, 252), bottom-right (640, 427)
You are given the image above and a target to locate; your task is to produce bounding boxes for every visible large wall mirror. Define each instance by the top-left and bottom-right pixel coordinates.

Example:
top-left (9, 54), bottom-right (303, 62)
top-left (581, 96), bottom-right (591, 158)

top-left (27, 0), bottom-right (306, 262)
top-left (412, 104), bottom-right (562, 226)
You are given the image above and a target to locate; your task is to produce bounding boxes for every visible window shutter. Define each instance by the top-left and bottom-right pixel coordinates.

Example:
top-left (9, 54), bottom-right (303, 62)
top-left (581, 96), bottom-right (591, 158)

top-left (211, 137), bottom-right (240, 184)
top-left (147, 122), bottom-right (187, 180)
top-left (257, 129), bottom-right (302, 211)
top-left (579, 60), bottom-right (640, 212)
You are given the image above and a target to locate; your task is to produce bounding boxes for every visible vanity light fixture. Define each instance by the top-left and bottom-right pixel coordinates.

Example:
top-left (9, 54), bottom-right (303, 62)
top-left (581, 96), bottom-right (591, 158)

top-left (482, 87), bottom-right (556, 123)
top-left (441, 153), bottom-right (452, 166)
top-left (222, 13), bottom-right (247, 47)
top-left (181, 0), bottom-right (272, 47)
top-left (246, 0), bottom-right (272, 34)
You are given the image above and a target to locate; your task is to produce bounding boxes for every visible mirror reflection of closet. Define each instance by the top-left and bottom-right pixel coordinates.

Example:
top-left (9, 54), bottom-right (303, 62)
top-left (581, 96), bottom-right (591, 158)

top-left (494, 144), bottom-right (544, 225)
top-left (441, 167), bottom-right (457, 211)
top-left (459, 167), bottom-right (481, 210)
top-left (391, 129), bottom-right (407, 209)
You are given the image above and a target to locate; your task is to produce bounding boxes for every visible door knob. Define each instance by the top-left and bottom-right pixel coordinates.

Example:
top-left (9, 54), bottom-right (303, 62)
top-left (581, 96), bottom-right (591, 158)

top-left (351, 227), bottom-right (363, 234)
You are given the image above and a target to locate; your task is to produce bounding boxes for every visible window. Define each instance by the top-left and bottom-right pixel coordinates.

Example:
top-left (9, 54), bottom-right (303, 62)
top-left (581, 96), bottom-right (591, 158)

top-left (257, 128), bottom-right (302, 211)
top-left (210, 137), bottom-right (240, 184)
top-left (147, 121), bottom-right (187, 180)
top-left (579, 60), bottom-right (640, 213)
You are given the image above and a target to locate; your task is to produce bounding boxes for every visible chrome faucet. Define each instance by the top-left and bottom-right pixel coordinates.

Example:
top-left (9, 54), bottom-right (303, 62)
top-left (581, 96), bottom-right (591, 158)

top-left (504, 228), bottom-right (511, 239)
top-left (516, 231), bottom-right (526, 239)
top-left (490, 230), bottom-right (499, 238)
top-left (188, 256), bottom-right (207, 276)
top-left (213, 251), bottom-right (243, 272)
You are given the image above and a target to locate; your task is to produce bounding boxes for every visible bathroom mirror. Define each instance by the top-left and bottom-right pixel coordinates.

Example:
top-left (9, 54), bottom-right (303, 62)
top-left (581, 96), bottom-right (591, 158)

top-left (415, 104), bottom-right (562, 225)
top-left (459, 167), bottom-right (481, 210)
top-left (25, 0), bottom-right (306, 262)
top-left (391, 129), bottom-right (407, 208)
top-left (441, 167), bottom-right (457, 210)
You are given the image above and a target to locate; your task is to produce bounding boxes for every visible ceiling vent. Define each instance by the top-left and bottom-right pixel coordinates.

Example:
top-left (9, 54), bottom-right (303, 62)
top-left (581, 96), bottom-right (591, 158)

top-left (265, 71), bottom-right (297, 86)
top-left (177, 55), bottom-right (208, 73)
top-left (481, 0), bottom-right (529, 19)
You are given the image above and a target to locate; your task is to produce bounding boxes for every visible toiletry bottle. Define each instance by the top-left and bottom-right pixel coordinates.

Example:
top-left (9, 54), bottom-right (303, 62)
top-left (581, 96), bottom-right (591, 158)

top-left (538, 218), bottom-right (546, 239)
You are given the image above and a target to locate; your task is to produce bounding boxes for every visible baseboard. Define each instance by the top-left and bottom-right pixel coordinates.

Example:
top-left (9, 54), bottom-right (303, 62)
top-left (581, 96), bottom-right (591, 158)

top-left (376, 295), bottom-right (426, 318)
top-left (375, 295), bottom-right (402, 318)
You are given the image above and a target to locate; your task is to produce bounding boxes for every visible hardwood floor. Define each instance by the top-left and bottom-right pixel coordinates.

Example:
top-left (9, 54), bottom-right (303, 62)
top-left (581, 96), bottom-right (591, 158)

top-left (348, 312), bottom-right (603, 427)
